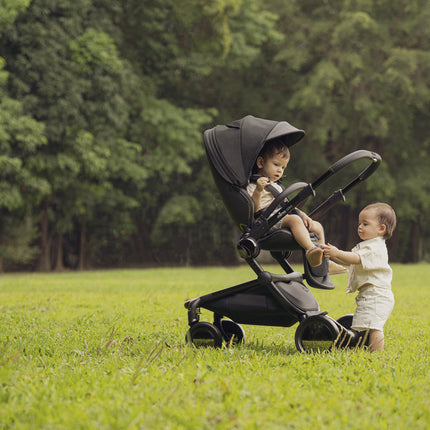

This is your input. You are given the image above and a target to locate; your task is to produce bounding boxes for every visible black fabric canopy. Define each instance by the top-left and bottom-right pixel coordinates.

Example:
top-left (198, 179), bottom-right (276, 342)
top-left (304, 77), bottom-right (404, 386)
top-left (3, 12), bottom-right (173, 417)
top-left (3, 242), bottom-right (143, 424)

top-left (204, 115), bottom-right (305, 187)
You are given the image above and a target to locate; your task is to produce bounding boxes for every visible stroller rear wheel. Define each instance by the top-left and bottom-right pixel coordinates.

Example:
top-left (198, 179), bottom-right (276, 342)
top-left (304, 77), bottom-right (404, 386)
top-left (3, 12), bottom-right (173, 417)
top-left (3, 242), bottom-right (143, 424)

top-left (295, 314), bottom-right (340, 353)
top-left (218, 319), bottom-right (245, 346)
top-left (185, 322), bottom-right (223, 348)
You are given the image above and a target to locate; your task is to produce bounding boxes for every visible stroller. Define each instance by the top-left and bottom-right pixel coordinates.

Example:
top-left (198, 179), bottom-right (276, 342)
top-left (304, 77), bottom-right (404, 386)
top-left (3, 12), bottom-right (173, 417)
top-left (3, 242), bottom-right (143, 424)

top-left (184, 115), bottom-right (381, 353)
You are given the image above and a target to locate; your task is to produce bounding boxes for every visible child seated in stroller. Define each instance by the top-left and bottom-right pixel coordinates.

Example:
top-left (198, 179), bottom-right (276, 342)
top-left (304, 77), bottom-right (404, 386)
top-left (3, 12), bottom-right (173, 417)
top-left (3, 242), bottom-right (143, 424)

top-left (247, 139), bottom-right (346, 274)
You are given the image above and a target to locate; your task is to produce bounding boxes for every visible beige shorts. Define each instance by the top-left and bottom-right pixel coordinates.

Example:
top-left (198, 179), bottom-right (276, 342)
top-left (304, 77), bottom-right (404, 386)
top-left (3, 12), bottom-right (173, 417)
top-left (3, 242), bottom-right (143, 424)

top-left (352, 285), bottom-right (394, 331)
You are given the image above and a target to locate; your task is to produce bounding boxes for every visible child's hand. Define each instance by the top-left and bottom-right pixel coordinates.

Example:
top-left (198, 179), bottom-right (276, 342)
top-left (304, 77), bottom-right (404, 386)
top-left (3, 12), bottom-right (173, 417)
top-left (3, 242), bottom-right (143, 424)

top-left (321, 244), bottom-right (360, 265)
top-left (301, 212), bottom-right (313, 230)
top-left (256, 176), bottom-right (271, 192)
top-left (321, 243), bottom-right (339, 259)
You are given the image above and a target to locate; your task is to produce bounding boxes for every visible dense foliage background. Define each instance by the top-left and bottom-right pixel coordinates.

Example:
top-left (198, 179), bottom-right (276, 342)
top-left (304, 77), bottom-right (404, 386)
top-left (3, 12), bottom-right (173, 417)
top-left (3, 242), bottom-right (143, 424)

top-left (0, 0), bottom-right (429, 271)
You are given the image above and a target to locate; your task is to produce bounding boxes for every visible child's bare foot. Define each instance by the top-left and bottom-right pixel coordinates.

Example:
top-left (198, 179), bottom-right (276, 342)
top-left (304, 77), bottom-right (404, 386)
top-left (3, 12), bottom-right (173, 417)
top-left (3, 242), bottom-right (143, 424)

top-left (328, 261), bottom-right (348, 275)
top-left (306, 246), bottom-right (323, 267)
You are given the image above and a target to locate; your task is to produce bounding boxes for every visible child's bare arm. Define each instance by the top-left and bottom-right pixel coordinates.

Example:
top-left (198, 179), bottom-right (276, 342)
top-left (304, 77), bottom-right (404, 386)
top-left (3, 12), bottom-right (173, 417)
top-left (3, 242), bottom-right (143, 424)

top-left (251, 177), bottom-right (270, 213)
top-left (321, 243), bottom-right (361, 266)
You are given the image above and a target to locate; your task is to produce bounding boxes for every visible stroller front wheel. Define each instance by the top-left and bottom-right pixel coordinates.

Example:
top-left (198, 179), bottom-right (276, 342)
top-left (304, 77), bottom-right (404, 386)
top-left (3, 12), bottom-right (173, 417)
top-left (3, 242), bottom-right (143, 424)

top-left (295, 314), bottom-right (340, 353)
top-left (336, 314), bottom-right (370, 347)
top-left (336, 314), bottom-right (354, 329)
top-left (185, 322), bottom-right (223, 348)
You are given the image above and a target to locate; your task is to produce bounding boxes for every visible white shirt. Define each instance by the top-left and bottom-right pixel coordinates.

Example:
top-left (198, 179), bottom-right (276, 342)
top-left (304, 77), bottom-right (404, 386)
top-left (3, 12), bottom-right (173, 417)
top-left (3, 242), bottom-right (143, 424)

top-left (346, 236), bottom-right (392, 293)
top-left (246, 182), bottom-right (283, 211)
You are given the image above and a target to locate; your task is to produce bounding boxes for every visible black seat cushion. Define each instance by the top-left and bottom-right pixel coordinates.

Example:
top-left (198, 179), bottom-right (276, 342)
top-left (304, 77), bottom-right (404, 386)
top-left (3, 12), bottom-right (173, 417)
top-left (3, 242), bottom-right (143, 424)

top-left (259, 228), bottom-right (301, 251)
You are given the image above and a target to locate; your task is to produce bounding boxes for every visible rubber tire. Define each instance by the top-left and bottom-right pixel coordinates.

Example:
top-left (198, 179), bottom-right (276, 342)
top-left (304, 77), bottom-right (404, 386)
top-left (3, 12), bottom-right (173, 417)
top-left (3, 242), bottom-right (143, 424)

top-left (185, 322), bottom-right (223, 348)
top-left (336, 314), bottom-right (369, 347)
top-left (336, 314), bottom-right (354, 329)
top-left (295, 314), bottom-right (340, 353)
top-left (219, 319), bottom-right (245, 345)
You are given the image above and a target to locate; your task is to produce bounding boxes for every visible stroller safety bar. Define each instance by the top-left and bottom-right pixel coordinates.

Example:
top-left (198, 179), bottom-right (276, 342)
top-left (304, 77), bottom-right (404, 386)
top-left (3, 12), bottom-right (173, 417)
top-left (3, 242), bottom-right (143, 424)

top-left (245, 182), bottom-right (315, 243)
top-left (310, 150), bottom-right (381, 219)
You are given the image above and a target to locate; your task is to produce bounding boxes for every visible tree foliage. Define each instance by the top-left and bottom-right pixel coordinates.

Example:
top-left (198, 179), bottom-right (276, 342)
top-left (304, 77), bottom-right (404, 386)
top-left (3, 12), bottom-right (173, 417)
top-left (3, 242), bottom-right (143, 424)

top-left (0, 0), bottom-right (428, 270)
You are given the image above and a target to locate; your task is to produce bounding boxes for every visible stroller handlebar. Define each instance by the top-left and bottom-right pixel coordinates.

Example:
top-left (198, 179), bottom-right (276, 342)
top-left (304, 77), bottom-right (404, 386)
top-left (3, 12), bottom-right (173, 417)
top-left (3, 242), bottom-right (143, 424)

top-left (311, 150), bottom-right (381, 189)
top-left (309, 150), bottom-right (381, 220)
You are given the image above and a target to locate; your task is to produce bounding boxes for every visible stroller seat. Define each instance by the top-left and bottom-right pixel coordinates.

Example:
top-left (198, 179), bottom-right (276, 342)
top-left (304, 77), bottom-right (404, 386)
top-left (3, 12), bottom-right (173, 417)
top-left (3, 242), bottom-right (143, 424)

top-left (184, 115), bottom-right (381, 353)
top-left (208, 133), bottom-right (329, 288)
top-left (211, 166), bottom-right (302, 250)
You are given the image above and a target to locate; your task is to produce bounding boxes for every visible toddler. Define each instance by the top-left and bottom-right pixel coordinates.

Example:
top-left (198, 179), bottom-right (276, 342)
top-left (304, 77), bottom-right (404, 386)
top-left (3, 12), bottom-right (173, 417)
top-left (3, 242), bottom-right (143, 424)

top-left (322, 202), bottom-right (397, 352)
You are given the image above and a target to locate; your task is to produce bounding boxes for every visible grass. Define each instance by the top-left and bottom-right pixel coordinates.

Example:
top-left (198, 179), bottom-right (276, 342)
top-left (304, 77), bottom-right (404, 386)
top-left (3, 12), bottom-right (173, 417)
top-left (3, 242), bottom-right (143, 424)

top-left (0, 264), bottom-right (429, 429)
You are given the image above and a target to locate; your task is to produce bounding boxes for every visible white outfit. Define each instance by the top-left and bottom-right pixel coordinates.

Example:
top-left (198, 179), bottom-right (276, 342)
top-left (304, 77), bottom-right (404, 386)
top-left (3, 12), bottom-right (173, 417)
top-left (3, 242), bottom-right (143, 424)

top-left (246, 182), bottom-right (283, 210)
top-left (347, 236), bottom-right (394, 331)
top-left (246, 182), bottom-right (284, 229)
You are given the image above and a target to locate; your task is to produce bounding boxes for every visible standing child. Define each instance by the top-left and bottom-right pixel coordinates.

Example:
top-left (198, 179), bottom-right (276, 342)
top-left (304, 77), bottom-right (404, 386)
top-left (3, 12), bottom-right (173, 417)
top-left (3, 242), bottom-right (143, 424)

top-left (247, 139), bottom-right (345, 274)
top-left (322, 202), bottom-right (397, 352)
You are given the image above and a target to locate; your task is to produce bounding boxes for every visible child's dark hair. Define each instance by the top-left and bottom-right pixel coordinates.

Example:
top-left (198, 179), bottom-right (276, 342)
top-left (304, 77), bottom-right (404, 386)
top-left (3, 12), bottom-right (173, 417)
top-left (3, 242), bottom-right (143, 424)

top-left (363, 202), bottom-right (397, 240)
top-left (252, 139), bottom-right (290, 173)
top-left (260, 138), bottom-right (290, 160)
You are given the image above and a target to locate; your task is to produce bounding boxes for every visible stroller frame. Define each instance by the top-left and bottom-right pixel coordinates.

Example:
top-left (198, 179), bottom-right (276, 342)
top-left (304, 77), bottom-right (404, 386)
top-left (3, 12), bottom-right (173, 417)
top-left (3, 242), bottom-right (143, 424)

top-left (184, 116), bottom-right (380, 352)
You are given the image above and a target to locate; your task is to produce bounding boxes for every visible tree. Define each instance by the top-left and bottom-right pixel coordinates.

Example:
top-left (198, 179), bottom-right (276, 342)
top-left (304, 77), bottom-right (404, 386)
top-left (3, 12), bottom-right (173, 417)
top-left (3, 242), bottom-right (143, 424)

top-left (0, 0), bottom-right (49, 271)
top-left (0, 0), bottom-right (222, 269)
top-left (251, 0), bottom-right (430, 260)
top-left (111, 0), bottom-right (280, 265)
top-left (1, 0), bottom-right (151, 270)
top-left (1, 0), bottom-right (428, 269)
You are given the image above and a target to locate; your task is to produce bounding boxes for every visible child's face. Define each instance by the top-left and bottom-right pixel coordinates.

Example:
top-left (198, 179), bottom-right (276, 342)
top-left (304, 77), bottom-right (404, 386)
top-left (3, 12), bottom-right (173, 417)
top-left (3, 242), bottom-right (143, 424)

top-left (357, 208), bottom-right (386, 241)
top-left (256, 153), bottom-right (289, 181)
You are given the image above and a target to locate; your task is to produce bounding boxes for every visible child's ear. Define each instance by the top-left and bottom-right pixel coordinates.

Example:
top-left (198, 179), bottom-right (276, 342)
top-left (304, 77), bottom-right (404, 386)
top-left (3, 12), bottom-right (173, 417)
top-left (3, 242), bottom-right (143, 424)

top-left (378, 224), bottom-right (387, 237)
top-left (256, 156), bottom-right (264, 169)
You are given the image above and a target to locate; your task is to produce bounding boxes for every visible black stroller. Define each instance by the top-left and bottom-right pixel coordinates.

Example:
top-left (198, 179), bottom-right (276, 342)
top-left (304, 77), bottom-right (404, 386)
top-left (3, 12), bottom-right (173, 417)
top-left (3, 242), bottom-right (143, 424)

top-left (184, 115), bottom-right (380, 353)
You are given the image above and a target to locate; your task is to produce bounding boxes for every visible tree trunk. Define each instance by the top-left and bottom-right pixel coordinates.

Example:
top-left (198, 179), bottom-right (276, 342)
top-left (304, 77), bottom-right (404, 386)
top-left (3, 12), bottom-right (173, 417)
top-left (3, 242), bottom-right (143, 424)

top-left (78, 219), bottom-right (87, 270)
top-left (54, 233), bottom-right (65, 271)
top-left (409, 220), bottom-right (421, 263)
top-left (37, 200), bottom-right (52, 271)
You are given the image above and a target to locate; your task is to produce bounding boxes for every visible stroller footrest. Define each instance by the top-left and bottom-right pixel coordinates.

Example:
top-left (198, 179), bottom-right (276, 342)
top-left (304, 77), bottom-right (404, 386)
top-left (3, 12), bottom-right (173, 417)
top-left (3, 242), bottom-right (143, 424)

top-left (268, 271), bottom-right (303, 283)
top-left (257, 270), bottom-right (303, 285)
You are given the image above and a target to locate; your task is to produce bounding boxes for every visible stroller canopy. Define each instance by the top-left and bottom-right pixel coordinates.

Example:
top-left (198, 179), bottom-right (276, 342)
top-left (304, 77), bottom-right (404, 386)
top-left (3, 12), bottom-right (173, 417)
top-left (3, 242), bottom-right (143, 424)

top-left (204, 115), bottom-right (305, 187)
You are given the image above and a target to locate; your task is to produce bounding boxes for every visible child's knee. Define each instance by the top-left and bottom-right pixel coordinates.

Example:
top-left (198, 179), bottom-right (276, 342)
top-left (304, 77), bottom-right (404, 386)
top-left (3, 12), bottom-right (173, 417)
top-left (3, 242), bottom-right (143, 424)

top-left (282, 214), bottom-right (299, 227)
top-left (313, 221), bottom-right (323, 231)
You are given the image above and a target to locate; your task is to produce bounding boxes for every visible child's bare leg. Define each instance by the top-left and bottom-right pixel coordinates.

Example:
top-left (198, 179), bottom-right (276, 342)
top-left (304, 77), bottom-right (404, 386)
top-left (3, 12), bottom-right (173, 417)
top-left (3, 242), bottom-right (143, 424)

top-left (369, 329), bottom-right (384, 352)
top-left (282, 215), bottom-right (323, 266)
top-left (310, 220), bottom-right (325, 244)
top-left (310, 220), bottom-right (347, 274)
top-left (281, 215), bottom-right (315, 249)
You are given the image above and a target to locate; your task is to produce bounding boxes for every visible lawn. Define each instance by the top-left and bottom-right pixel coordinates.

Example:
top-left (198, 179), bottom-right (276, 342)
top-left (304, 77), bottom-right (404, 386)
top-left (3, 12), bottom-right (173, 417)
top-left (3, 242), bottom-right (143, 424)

top-left (0, 264), bottom-right (429, 429)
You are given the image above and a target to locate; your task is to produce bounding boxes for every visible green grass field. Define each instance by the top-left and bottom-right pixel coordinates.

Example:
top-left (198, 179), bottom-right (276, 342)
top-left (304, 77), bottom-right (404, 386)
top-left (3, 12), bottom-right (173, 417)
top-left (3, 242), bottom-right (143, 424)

top-left (0, 264), bottom-right (429, 429)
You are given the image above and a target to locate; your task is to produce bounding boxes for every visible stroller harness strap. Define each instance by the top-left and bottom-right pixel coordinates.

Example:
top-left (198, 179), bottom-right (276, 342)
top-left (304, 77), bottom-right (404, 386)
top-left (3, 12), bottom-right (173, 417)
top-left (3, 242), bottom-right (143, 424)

top-left (250, 175), bottom-right (303, 222)
top-left (249, 175), bottom-right (283, 198)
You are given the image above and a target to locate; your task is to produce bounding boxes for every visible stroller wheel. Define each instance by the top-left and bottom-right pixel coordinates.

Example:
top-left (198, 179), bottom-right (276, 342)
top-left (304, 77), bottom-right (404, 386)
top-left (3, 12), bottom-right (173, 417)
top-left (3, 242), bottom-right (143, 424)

top-left (219, 319), bottom-right (245, 346)
top-left (295, 314), bottom-right (340, 353)
top-left (336, 314), bottom-right (370, 347)
top-left (185, 322), bottom-right (223, 348)
top-left (336, 314), bottom-right (353, 329)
